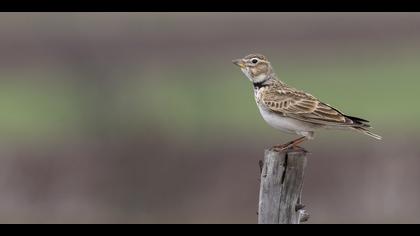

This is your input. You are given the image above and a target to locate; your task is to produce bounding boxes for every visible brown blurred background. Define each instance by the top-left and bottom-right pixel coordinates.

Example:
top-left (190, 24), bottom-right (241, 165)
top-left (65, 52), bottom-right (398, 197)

top-left (0, 13), bottom-right (420, 223)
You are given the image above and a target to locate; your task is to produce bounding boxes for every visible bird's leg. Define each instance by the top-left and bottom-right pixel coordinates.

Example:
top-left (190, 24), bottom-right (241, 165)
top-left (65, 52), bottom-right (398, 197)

top-left (290, 137), bottom-right (307, 150)
top-left (273, 136), bottom-right (307, 151)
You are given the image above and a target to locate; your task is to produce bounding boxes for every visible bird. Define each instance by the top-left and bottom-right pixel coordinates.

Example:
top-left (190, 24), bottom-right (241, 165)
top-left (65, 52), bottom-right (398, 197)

top-left (232, 53), bottom-right (381, 151)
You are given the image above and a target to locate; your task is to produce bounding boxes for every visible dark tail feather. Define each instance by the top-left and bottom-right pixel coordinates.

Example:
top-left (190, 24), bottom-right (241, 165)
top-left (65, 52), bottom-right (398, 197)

top-left (345, 115), bottom-right (382, 140)
top-left (345, 115), bottom-right (369, 123)
top-left (345, 115), bottom-right (371, 127)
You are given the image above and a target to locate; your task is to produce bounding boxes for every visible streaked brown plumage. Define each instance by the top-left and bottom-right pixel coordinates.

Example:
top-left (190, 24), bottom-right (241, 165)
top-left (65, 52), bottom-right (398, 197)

top-left (232, 53), bottom-right (381, 150)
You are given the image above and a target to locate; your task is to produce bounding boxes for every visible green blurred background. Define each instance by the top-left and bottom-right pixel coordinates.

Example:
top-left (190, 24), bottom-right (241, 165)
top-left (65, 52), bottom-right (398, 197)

top-left (0, 12), bottom-right (420, 223)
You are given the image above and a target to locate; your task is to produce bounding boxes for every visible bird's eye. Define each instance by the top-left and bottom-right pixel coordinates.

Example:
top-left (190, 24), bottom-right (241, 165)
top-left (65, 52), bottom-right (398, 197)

top-left (251, 59), bottom-right (258, 64)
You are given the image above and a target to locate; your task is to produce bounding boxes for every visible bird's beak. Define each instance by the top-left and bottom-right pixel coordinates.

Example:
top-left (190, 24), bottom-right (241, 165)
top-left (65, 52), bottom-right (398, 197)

top-left (232, 59), bottom-right (246, 69)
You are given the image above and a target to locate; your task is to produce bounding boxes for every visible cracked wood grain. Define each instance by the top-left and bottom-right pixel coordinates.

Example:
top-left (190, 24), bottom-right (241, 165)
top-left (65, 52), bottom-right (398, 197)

top-left (258, 148), bottom-right (309, 224)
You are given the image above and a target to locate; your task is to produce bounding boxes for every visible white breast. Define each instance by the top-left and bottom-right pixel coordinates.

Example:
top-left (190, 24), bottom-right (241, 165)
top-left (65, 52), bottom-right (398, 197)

top-left (257, 103), bottom-right (318, 135)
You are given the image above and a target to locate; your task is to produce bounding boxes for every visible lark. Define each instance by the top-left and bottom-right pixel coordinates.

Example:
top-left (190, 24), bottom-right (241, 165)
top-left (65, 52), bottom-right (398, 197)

top-left (232, 53), bottom-right (381, 151)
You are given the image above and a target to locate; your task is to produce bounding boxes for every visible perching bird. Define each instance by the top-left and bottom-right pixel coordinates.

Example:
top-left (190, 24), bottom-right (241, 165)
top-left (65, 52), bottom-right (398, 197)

top-left (232, 53), bottom-right (381, 151)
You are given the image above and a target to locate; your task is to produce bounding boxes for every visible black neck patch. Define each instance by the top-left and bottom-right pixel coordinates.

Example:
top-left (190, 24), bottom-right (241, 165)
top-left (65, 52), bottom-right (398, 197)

top-left (253, 81), bottom-right (268, 89)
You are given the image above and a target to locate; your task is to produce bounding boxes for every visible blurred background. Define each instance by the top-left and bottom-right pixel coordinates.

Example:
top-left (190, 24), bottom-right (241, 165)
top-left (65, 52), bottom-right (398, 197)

top-left (0, 12), bottom-right (419, 223)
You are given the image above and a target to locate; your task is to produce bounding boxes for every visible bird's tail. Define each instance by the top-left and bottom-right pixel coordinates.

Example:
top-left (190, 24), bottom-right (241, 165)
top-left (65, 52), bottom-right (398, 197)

top-left (344, 115), bottom-right (382, 140)
top-left (352, 126), bottom-right (382, 140)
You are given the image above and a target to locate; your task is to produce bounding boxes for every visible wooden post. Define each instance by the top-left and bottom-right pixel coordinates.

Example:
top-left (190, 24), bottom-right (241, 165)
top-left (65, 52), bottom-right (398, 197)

top-left (258, 148), bottom-right (309, 224)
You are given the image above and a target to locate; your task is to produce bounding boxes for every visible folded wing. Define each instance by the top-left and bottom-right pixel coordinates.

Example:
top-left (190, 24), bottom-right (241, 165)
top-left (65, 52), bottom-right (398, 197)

top-left (261, 87), bottom-right (369, 128)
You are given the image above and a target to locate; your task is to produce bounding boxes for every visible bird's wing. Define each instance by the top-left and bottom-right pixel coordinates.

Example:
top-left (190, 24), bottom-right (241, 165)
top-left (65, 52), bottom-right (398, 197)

top-left (261, 87), bottom-right (358, 126)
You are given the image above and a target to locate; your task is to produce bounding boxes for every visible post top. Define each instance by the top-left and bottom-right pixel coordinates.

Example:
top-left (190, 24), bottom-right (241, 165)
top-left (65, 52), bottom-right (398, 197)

top-left (265, 147), bottom-right (309, 155)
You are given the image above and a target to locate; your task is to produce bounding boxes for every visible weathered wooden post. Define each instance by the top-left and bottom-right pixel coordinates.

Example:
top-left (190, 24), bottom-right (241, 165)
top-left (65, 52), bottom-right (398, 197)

top-left (258, 148), bottom-right (309, 224)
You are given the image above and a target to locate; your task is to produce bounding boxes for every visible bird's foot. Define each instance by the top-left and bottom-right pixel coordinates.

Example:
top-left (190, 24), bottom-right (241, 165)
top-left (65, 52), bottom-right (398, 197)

top-left (271, 144), bottom-right (291, 152)
top-left (272, 144), bottom-right (307, 152)
top-left (271, 137), bottom-right (308, 152)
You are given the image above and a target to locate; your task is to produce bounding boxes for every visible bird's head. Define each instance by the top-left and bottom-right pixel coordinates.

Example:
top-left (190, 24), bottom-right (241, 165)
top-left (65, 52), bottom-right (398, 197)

top-left (232, 53), bottom-right (273, 83)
